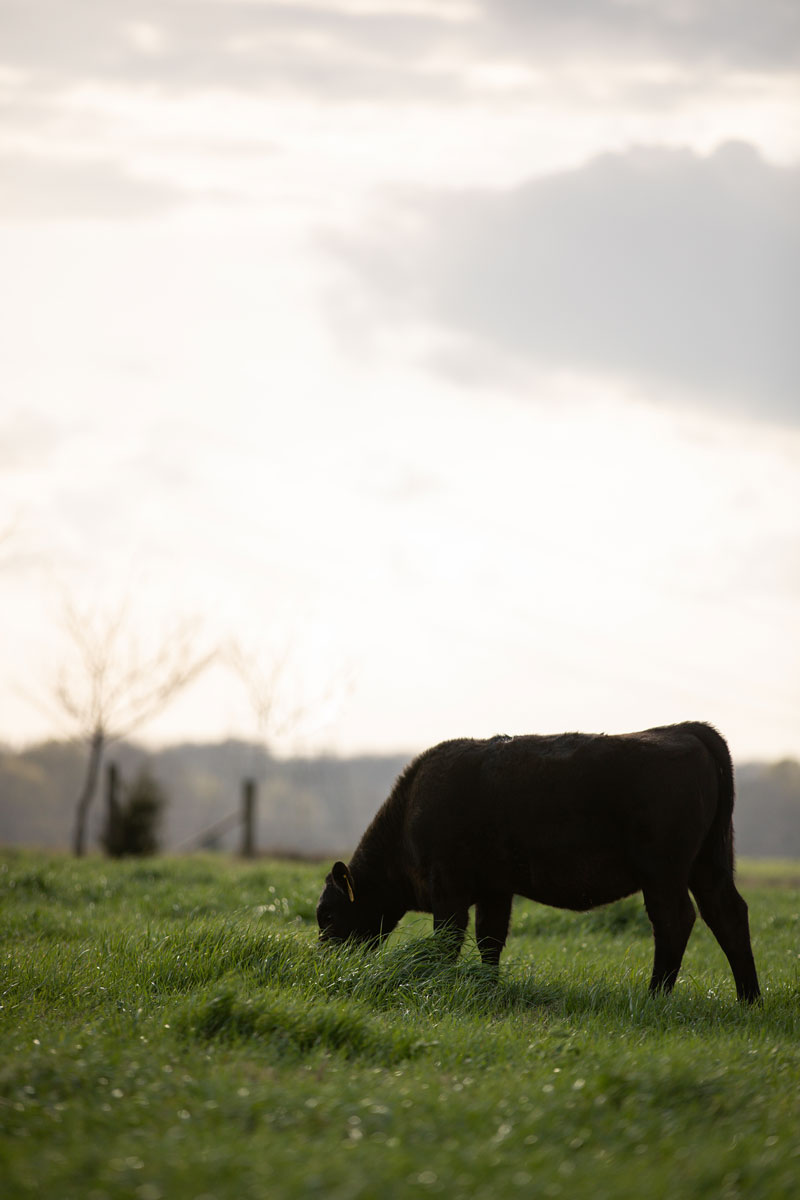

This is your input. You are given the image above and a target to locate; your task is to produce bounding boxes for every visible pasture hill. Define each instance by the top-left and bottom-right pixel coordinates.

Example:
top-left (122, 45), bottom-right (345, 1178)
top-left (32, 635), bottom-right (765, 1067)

top-left (0, 739), bottom-right (799, 857)
top-left (2, 850), bottom-right (800, 1199)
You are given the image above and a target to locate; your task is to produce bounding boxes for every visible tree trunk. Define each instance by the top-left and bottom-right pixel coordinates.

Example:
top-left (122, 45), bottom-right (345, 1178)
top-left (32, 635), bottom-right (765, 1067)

top-left (73, 729), bottom-right (104, 857)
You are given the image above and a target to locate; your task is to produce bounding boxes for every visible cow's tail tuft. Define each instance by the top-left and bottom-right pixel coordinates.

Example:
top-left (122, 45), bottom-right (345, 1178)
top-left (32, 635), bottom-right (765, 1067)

top-left (687, 721), bottom-right (736, 875)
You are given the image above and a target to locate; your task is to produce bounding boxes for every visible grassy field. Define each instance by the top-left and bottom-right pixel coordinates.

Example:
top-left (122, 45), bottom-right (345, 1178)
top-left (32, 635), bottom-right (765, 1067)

top-left (1, 850), bottom-right (799, 1199)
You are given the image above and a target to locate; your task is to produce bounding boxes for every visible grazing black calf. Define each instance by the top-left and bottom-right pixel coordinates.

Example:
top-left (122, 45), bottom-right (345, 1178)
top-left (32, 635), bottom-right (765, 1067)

top-left (317, 722), bottom-right (760, 1002)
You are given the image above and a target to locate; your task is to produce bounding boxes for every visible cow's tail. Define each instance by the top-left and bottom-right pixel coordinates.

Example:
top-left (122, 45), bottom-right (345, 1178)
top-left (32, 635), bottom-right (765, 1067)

top-left (686, 721), bottom-right (736, 875)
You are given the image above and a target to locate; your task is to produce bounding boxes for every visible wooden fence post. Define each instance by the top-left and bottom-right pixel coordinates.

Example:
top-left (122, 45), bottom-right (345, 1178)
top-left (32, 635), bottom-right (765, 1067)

top-left (241, 778), bottom-right (257, 858)
top-left (104, 760), bottom-right (122, 856)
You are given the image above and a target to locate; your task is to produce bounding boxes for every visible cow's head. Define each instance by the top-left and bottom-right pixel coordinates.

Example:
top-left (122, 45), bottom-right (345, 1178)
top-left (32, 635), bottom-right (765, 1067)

top-left (316, 861), bottom-right (382, 946)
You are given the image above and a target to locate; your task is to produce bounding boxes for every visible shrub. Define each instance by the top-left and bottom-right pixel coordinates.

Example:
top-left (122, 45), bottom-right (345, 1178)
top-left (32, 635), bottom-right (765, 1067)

top-left (102, 764), bottom-right (165, 857)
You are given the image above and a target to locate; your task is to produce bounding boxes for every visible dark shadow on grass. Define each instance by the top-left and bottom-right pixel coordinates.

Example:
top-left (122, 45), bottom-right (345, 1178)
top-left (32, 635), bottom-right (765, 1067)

top-left (313, 933), bottom-right (781, 1033)
top-left (170, 984), bottom-right (425, 1065)
top-left (317, 931), bottom-right (555, 1016)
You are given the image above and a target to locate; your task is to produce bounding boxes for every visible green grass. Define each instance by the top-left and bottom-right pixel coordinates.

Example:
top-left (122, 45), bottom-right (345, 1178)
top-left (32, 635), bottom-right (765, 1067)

top-left (1, 851), bottom-right (799, 1199)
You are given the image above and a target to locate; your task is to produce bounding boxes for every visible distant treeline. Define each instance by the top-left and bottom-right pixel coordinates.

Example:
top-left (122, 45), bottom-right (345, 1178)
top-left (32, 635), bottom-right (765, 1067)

top-left (1, 739), bottom-right (799, 858)
top-left (0, 739), bottom-right (409, 857)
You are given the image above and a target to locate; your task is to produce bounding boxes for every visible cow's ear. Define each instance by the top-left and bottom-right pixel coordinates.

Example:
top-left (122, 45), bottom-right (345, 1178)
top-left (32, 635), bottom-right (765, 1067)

top-left (331, 861), bottom-right (355, 902)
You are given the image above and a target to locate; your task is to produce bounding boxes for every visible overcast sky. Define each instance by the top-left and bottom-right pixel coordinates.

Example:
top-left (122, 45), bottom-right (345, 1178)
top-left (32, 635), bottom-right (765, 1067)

top-left (1, 0), bottom-right (798, 761)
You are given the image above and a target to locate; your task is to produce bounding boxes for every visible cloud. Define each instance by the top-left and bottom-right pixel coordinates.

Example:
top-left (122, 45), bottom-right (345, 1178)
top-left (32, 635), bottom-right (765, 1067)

top-left (0, 408), bottom-right (65, 469)
top-left (330, 142), bottom-right (800, 422)
top-left (0, 1), bottom-right (467, 100)
top-left (482, 1), bottom-right (800, 73)
top-left (1, 1), bottom-right (796, 103)
top-left (0, 152), bottom-right (186, 221)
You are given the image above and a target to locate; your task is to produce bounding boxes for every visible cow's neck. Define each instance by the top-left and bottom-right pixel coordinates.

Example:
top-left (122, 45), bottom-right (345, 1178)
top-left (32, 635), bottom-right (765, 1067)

top-left (350, 829), bottom-right (414, 931)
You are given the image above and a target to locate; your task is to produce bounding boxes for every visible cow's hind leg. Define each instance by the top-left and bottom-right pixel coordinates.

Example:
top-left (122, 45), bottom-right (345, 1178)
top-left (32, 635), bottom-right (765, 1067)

top-left (642, 884), bottom-right (696, 995)
top-left (689, 863), bottom-right (760, 1003)
top-left (475, 893), bottom-right (513, 967)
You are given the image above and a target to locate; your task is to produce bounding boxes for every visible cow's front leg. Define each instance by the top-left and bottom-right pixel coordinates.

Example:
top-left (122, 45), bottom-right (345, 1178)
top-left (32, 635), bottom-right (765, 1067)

top-left (428, 863), bottom-right (469, 960)
top-left (475, 893), bottom-right (513, 967)
top-left (431, 903), bottom-right (469, 960)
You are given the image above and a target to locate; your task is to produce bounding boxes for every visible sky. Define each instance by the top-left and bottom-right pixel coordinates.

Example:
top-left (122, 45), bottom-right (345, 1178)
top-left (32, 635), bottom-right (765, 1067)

top-left (1, 0), bottom-right (799, 762)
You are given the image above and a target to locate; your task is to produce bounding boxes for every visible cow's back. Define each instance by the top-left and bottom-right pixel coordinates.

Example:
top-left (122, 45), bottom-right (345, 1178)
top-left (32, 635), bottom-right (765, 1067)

top-left (401, 726), bottom-right (720, 911)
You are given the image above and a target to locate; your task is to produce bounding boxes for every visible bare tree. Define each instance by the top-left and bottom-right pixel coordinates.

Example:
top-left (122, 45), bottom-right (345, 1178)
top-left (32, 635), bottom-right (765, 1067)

top-left (226, 637), bottom-right (352, 854)
top-left (227, 639), bottom-right (315, 749)
top-left (227, 636), bottom-right (350, 752)
top-left (47, 600), bottom-right (215, 856)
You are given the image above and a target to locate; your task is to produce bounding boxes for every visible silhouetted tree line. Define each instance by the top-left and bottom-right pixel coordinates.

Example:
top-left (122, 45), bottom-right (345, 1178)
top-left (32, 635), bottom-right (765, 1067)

top-left (0, 740), bottom-right (409, 857)
top-left (0, 740), bottom-right (798, 858)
